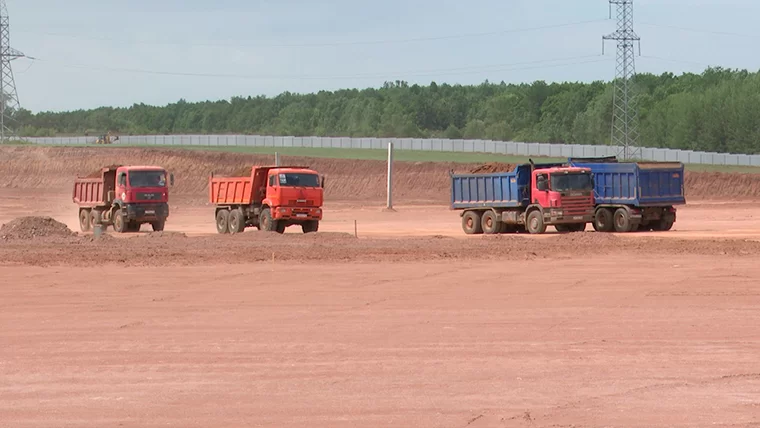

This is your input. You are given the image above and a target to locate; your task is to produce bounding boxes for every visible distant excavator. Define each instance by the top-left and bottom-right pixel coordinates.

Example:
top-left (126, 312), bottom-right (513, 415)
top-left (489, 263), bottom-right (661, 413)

top-left (94, 132), bottom-right (119, 145)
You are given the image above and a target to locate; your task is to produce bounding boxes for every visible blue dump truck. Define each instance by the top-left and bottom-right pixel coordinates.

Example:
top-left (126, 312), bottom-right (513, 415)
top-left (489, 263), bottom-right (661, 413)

top-left (450, 162), bottom-right (596, 235)
top-left (567, 156), bottom-right (686, 233)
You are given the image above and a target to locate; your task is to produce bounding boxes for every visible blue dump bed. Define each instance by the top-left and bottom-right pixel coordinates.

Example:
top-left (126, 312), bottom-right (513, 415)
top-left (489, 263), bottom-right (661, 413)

top-left (568, 158), bottom-right (685, 207)
top-left (450, 164), bottom-right (532, 209)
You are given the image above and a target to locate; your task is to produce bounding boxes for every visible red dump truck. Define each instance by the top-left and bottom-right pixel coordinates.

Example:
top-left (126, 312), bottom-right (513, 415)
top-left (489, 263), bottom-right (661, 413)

top-left (73, 165), bottom-right (174, 233)
top-left (209, 165), bottom-right (324, 234)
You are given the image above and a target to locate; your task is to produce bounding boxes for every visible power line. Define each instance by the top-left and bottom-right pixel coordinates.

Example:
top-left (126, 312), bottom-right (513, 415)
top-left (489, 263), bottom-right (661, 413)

top-left (639, 22), bottom-right (759, 40)
top-left (16, 19), bottom-right (608, 48)
top-left (23, 54), bottom-right (610, 81)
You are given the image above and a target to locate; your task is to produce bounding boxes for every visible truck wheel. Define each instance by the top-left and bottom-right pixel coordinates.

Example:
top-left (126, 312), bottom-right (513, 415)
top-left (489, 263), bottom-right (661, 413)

top-left (594, 208), bottom-right (614, 233)
top-left (228, 209), bottom-right (245, 234)
top-left (613, 208), bottom-right (633, 233)
top-left (555, 225), bottom-right (569, 233)
top-left (90, 210), bottom-right (102, 227)
top-left (112, 212), bottom-right (127, 233)
top-left (127, 221), bottom-right (141, 232)
top-left (569, 223), bottom-right (586, 233)
top-left (461, 211), bottom-right (483, 235)
top-left (216, 210), bottom-right (230, 234)
top-left (302, 220), bottom-right (319, 233)
top-left (500, 223), bottom-right (517, 234)
top-left (527, 210), bottom-right (546, 234)
top-left (481, 211), bottom-right (500, 235)
top-left (151, 220), bottom-right (165, 232)
top-left (260, 208), bottom-right (277, 232)
top-left (79, 209), bottom-right (92, 232)
top-left (653, 218), bottom-right (674, 232)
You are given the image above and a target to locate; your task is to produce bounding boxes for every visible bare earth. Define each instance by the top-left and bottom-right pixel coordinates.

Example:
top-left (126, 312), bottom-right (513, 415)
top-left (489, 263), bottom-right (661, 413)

top-left (1, 147), bottom-right (760, 427)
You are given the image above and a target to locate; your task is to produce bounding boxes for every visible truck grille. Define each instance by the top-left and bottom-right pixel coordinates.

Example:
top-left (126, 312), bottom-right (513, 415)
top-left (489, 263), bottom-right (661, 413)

top-left (288, 199), bottom-right (315, 206)
top-left (561, 195), bottom-right (593, 215)
top-left (136, 192), bottom-right (163, 201)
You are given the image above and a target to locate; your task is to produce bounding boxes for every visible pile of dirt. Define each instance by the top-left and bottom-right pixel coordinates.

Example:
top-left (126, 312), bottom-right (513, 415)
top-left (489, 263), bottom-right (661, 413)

top-left (142, 231), bottom-right (187, 239)
top-left (84, 164), bottom-right (123, 178)
top-left (0, 216), bottom-right (75, 240)
top-left (469, 162), bottom-right (516, 174)
top-left (1, 145), bottom-right (759, 202)
top-left (684, 171), bottom-right (760, 200)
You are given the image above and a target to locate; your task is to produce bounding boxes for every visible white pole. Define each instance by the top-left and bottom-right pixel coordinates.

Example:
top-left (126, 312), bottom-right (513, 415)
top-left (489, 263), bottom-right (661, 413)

top-left (275, 152), bottom-right (280, 166)
top-left (386, 142), bottom-right (393, 210)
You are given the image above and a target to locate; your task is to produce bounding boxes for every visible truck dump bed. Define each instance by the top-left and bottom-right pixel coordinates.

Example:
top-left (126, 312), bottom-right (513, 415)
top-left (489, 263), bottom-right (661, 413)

top-left (209, 167), bottom-right (259, 205)
top-left (450, 164), bottom-right (530, 209)
top-left (72, 166), bottom-right (118, 208)
top-left (568, 158), bottom-right (685, 206)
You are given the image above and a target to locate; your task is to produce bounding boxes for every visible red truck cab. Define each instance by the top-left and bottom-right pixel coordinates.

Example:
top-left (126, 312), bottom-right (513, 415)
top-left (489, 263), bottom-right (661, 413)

top-left (529, 166), bottom-right (595, 231)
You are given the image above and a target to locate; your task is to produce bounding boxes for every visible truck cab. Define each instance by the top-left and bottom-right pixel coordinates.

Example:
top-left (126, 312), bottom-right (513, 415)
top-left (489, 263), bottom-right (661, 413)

top-left (262, 167), bottom-right (324, 224)
top-left (530, 166), bottom-right (595, 227)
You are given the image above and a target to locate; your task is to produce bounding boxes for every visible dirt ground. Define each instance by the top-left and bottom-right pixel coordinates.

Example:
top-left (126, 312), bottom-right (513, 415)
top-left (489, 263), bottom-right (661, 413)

top-left (1, 146), bottom-right (760, 427)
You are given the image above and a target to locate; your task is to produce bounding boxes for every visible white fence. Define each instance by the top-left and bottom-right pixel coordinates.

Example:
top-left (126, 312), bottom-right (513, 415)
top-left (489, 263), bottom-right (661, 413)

top-left (20, 135), bottom-right (760, 166)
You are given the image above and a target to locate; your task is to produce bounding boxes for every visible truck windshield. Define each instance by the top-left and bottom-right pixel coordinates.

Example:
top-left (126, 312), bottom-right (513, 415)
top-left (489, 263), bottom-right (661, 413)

top-left (278, 173), bottom-right (319, 187)
top-left (129, 170), bottom-right (167, 187)
top-left (550, 172), bottom-right (593, 192)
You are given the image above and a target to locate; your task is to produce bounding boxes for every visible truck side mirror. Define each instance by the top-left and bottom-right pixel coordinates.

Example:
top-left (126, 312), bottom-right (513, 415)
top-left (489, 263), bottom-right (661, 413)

top-left (321, 176), bottom-right (325, 188)
top-left (170, 173), bottom-right (175, 187)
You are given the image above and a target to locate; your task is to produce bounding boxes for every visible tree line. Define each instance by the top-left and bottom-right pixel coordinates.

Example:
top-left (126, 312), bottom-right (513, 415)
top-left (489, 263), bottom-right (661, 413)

top-left (15, 67), bottom-right (760, 154)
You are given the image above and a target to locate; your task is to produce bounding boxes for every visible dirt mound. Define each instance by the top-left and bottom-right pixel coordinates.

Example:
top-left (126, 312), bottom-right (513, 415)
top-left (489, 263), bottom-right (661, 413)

top-left (0, 145), bottom-right (757, 203)
top-left (0, 216), bottom-right (75, 240)
top-left (143, 231), bottom-right (187, 239)
top-left (85, 164), bottom-right (123, 178)
top-left (469, 162), bottom-right (516, 174)
top-left (549, 231), bottom-right (622, 245)
top-left (684, 171), bottom-right (760, 200)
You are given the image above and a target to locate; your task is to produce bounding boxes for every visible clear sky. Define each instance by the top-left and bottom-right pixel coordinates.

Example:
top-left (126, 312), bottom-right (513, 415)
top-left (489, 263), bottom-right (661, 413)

top-left (8, 0), bottom-right (760, 112)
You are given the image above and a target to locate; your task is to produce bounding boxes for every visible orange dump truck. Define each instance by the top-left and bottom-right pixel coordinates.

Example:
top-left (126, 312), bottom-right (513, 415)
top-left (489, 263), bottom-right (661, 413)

top-left (209, 165), bottom-right (325, 234)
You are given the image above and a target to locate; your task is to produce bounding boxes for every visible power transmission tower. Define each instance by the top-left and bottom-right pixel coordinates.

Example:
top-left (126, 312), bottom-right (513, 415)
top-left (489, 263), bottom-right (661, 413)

top-left (603, 0), bottom-right (641, 160)
top-left (0, 0), bottom-right (25, 142)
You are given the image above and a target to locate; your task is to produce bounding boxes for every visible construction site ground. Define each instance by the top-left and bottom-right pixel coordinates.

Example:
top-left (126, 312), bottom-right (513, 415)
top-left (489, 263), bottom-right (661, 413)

top-left (1, 146), bottom-right (759, 427)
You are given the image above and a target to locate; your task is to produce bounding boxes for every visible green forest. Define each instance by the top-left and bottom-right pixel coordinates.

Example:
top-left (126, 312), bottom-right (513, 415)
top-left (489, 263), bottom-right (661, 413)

top-left (15, 67), bottom-right (760, 154)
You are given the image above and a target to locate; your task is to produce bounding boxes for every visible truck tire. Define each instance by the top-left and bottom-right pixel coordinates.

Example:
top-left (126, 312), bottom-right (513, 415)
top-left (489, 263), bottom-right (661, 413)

top-left (216, 210), bottom-right (230, 234)
top-left (555, 225), bottom-right (569, 233)
top-left (527, 210), bottom-right (546, 234)
top-left (302, 220), bottom-right (319, 234)
top-left (79, 209), bottom-right (91, 232)
top-left (260, 208), bottom-right (276, 232)
top-left (653, 217), bottom-right (674, 232)
top-left (461, 211), bottom-right (483, 235)
top-left (276, 222), bottom-right (286, 234)
top-left (112, 211), bottom-right (127, 234)
top-left (568, 223), bottom-right (586, 233)
top-left (228, 209), bottom-right (245, 234)
top-left (151, 220), bottom-right (165, 232)
top-left (500, 223), bottom-right (517, 234)
top-left (90, 210), bottom-right (102, 227)
top-left (613, 208), bottom-right (633, 233)
top-left (127, 221), bottom-right (141, 232)
top-left (481, 211), bottom-right (500, 235)
top-left (594, 208), bottom-right (614, 232)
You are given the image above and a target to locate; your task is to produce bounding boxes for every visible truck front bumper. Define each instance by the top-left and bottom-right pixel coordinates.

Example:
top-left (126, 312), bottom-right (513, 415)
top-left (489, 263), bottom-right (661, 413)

top-left (125, 203), bottom-right (169, 221)
top-left (547, 209), bottom-right (594, 224)
top-left (272, 207), bottom-right (322, 221)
